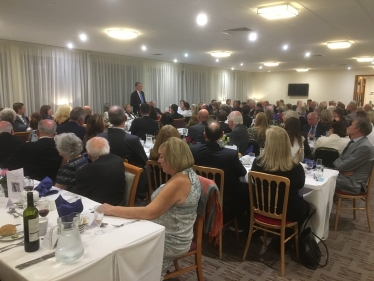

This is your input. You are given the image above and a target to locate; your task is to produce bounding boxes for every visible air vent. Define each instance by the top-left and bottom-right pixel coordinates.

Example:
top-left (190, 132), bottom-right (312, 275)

top-left (331, 64), bottom-right (348, 66)
top-left (223, 27), bottom-right (252, 35)
top-left (153, 54), bottom-right (162, 56)
top-left (310, 54), bottom-right (324, 57)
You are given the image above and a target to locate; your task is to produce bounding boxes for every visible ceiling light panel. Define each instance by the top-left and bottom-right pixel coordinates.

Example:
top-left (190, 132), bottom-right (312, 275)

top-left (357, 57), bottom-right (373, 62)
top-left (210, 51), bottom-right (231, 58)
top-left (264, 62), bottom-right (279, 66)
top-left (327, 41), bottom-right (351, 49)
top-left (106, 29), bottom-right (138, 40)
top-left (196, 13), bottom-right (207, 26)
top-left (257, 4), bottom-right (298, 20)
top-left (296, 68), bottom-right (308, 72)
top-left (248, 32), bottom-right (257, 41)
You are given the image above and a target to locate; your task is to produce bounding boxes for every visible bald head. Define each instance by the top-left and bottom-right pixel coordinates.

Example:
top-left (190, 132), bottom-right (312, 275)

top-left (83, 105), bottom-right (92, 115)
top-left (0, 121), bottom-right (13, 134)
top-left (38, 119), bottom-right (57, 137)
top-left (198, 109), bottom-right (209, 122)
top-left (86, 137), bottom-right (110, 160)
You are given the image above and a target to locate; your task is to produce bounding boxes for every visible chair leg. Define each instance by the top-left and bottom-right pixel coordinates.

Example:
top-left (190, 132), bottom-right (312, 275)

top-left (280, 229), bottom-right (285, 277)
top-left (242, 219), bottom-right (254, 260)
top-left (294, 224), bottom-right (299, 260)
top-left (173, 259), bottom-right (180, 271)
top-left (219, 232), bottom-right (223, 259)
top-left (334, 197), bottom-right (342, 231)
top-left (353, 199), bottom-right (356, 219)
top-left (366, 197), bottom-right (372, 233)
top-left (196, 253), bottom-right (203, 281)
top-left (234, 219), bottom-right (240, 242)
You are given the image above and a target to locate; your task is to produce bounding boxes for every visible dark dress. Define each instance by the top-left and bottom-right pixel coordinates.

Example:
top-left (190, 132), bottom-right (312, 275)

top-left (251, 159), bottom-right (310, 227)
top-left (55, 155), bottom-right (88, 189)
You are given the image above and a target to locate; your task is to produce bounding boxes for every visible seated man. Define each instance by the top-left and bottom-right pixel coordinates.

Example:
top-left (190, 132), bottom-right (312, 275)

top-left (180, 102), bottom-right (192, 117)
top-left (302, 112), bottom-right (328, 138)
top-left (71, 137), bottom-right (126, 205)
top-left (187, 109), bottom-right (209, 144)
top-left (170, 104), bottom-right (184, 119)
top-left (1, 120), bottom-right (62, 181)
top-left (190, 120), bottom-right (248, 221)
top-left (12, 102), bottom-right (29, 132)
top-left (0, 121), bottom-right (26, 165)
top-left (226, 111), bottom-right (249, 155)
top-left (218, 111), bottom-right (232, 134)
top-left (334, 118), bottom-right (374, 194)
top-left (130, 103), bottom-right (159, 140)
top-left (56, 106), bottom-right (87, 140)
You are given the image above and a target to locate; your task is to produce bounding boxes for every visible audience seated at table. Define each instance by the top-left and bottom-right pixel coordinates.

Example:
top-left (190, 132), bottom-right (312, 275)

top-left (56, 106), bottom-right (87, 140)
top-left (313, 121), bottom-right (350, 155)
top-left (0, 121), bottom-right (25, 165)
top-left (187, 109), bottom-right (209, 144)
top-left (71, 137), bottom-right (125, 205)
top-left (29, 112), bottom-right (42, 142)
top-left (180, 102), bottom-right (192, 117)
top-left (332, 107), bottom-right (348, 127)
top-left (241, 105), bottom-right (253, 128)
top-left (54, 133), bottom-right (88, 190)
top-left (130, 103), bottom-right (159, 140)
top-left (345, 102), bottom-right (357, 126)
top-left (226, 111), bottom-right (249, 155)
top-left (124, 104), bottom-right (136, 120)
top-left (54, 104), bottom-right (71, 126)
top-left (302, 112), bottom-right (328, 139)
top-left (159, 112), bottom-right (174, 128)
top-left (1, 120), bottom-right (63, 181)
top-left (251, 126), bottom-right (310, 229)
top-left (169, 104), bottom-right (184, 119)
top-left (83, 113), bottom-right (105, 147)
top-left (83, 105), bottom-right (92, 124)
top-left (190, 120), bottom-right (248, 221)
top-left (217, 111), bottom-right (232, 134)
top-left (150, 125), bottom-right (180, 161)
top-left (149, 106), bottom-right (159, 120)
top-left (333, 118), bottom-right (374, 195)
top-left (284, 117), bottom-right (306, 162)
top-left (320, 108), bottom-right (333, 128)
top-left (265, 108), bottom-right (278, 126)
top-left (102, 137), bottom-right (201, 279)
top-left (186, 113), bottom-right (198, 129)
top-left (40, 105), bottom-right (53, 120)
top-left (247, 112), bottom-right (268, 150)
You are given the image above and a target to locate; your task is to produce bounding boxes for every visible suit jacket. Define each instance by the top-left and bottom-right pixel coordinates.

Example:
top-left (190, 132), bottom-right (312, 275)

top-left (171, 112), bottom-right (184, 119)
top-left (98, 128), bottom-right (147, 168)
top-left (334, 136), bottom-right (374, 194)
top-left (13, 116), bottom-right (29, 132)
top-left (242, 114), bottom-right (253, 128)
top-left (71, 153), bottom-right (125, 206)
top-left (219, 121), bottom-right (232, 134)
top-left (0, 133), bottom-right (26, 165)
top-left (56, 121), bottom-right (86, 140)
top-left (249, 108), bottom-right (255, 117)
top-left (155, 107), bottom-right (162, 115)
top-left (130, 91), bottom-right (146, 115)
top-left (187, 122), bottom-right (207, 144)
top-left (302, 122), bottom-right (328, 138)
top-left (232, 106), bottom-right (242, 113)
top-left (1, 137), bottom-right (62, 181)
top-left (226, 124), bottom-right (249, 155)
top-left (130, 116), bottom-right (158, 140)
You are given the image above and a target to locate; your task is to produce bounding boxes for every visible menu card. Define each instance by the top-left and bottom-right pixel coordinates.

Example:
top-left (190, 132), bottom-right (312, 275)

top-left (6, 168), bottom-right (24, 201)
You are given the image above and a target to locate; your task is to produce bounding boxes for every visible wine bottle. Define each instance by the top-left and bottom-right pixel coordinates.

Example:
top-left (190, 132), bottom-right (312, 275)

top-left (23, 192), bottom-right (39, 252)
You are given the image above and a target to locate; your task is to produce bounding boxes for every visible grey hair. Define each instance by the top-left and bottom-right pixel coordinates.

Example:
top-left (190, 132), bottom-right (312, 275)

top-left (38, 120), bottom-right (57, 135)
top-left (69, 107), bottom-right (86, 121)
top-left (228, 111), bottom-right (243, 125)
top-left (296, 106), bottom-right (306, 115)
top-left (0, 108), bottom-right (16, 123)
top-left (108, 105), bottom-right (126, 125)
top-left (86, 137), bottom-right (110, 159)
top-left (0, 121), bottom-right (13, 133)
top-left (54, 133), bottom-right (83, 159)
top-left (283, 110), bottom-right (299, 123)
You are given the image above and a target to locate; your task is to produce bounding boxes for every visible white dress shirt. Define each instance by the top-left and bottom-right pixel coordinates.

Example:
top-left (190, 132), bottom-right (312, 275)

top-left (313, 134), bottom-right (350, 155)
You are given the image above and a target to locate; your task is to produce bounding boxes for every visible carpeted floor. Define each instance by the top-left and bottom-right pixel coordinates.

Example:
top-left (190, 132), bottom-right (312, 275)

top-left (166, 191), bottom-right (374, 281)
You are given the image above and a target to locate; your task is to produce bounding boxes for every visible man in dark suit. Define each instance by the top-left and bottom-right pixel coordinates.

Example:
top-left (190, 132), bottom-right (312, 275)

top-left (226, 111), bottom-right (249, 155)
top-left (12, 102), bottom-right (29, 132)
top-left (334, 118), bottom-right (374, 194)
top-left (83, 105), bottom-right (92, 124)
top-left (302, 112), bottom-right (328, 138)
top-left (248, 99), bottom-right (256, 117)
top-left (130, 103), bottom-right (158, 140)
top-left (170, 104), bottom-right (184, 119)
top-left (232, 100), bottom-right (242, 113)
top-left (56, 106), bottom-right (87, 140)
top-left (130, 82), bottom-right (146, 115)
top-left (217, 111), bottom-right (232, 134)
top-left (187, 109), bottom-right (209, 144)
top-left (71, 137), bottom-right (125, 206)
top-left (0, 121), bottom-right (26, 165)
top-left (190, 120), bottom-right (248, 220)
top-left (1, 120), bottom-right (62, 181)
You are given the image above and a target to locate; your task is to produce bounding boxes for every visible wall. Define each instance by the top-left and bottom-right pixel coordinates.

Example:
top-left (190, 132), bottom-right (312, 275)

top-left (250, 68), bottom-right (374, 105)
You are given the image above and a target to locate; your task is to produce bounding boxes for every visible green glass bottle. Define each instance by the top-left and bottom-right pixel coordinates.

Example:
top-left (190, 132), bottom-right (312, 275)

top-left (23, 192), bottom-right (39, 252)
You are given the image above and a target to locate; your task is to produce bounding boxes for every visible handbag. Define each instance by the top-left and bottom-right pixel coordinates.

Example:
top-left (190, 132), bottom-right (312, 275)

top-left (299, 210), bottom-right (329, 269)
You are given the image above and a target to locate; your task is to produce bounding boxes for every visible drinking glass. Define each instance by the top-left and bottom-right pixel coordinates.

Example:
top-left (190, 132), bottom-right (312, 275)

top-left (24, 177), bottom-right (34, 191)
top-left (38, 199), bottom-right (50, 217)
top-left (94, 205), bottom-right (105, 235)
top-left (305, 159), bottom-right (314, 175)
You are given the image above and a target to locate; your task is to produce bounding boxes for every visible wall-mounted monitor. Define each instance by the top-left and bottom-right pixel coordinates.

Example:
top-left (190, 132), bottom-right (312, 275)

top-left (288, 83), bottom-right (309, 96)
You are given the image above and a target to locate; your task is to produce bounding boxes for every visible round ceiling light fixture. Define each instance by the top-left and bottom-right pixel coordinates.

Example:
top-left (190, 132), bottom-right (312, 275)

top-left (106, 28), bottom-right (138, 40)
top-left (210, 51), bottom-right (231, 58)
top-left (263, 61), bottom-right (279, 66)
top-left (196, 13), bottom-right (208, 26)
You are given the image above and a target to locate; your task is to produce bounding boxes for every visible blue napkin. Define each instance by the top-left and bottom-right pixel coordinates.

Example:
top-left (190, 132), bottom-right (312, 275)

top-left (303, 158), bottom-right (316, 168)
top-left (34, 177), bottom-right (59, 197)
top-left (55, 195), bottom-right (84, 217)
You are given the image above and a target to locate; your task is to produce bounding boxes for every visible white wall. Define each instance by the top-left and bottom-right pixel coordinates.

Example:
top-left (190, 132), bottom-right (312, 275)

top-left (250, 68), bottom-right (374, 105)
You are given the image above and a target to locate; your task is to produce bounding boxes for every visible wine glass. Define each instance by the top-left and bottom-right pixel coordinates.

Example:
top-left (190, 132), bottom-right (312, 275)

top-left (38, 199), bottom-right (50, 217)
top-left (305, 160), bottom-right (314, 175)
top-left (94, 205), bottom-right (105, 235)
top-left (24, 177), bottom-right (34, 192)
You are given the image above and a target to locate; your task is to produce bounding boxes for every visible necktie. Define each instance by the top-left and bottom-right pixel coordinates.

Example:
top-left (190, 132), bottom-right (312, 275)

top-left (342, 140), bottom-right (354, 155)
top-left (310, 126), bottom-right (316, 136)
top-left (139, 92), bottom-right (144, 103)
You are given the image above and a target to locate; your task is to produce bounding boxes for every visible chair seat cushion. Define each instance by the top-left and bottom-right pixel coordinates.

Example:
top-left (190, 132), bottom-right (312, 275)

top-left (335, 190), bottom-right (367, 196)
top-left (254, 214), bottom-right (294, 225)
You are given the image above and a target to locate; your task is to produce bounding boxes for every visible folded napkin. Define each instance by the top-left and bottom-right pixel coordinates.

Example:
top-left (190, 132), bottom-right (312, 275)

top-left (303, 158), bottom-right (316, 168)
top-left (55, 195), bottom-right (83, 217)
top-left (34, 177), bottom-right (59, 197)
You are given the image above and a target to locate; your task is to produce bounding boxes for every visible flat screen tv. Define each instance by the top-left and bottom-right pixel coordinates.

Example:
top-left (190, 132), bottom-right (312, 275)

top-left (288, 83), bottom-right (309, 96)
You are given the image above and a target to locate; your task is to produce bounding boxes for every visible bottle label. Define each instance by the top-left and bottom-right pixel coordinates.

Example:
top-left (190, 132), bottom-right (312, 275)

top-left (28, 218), bottom-right (39, 242)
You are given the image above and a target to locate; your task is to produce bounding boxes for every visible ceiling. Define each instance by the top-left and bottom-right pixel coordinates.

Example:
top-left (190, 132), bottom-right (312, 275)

top-left (0, 0), bottom-right (374, 72)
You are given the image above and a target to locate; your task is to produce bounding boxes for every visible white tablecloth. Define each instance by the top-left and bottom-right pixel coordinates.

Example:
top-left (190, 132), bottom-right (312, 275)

top-left (0, 189), bottom-right (165, 281)
top-left (240, 160), bottom-right (338, 240)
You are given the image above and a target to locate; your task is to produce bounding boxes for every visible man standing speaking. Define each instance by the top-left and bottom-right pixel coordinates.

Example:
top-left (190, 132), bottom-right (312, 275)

top-left (130, 82), bottom-right (146, 115)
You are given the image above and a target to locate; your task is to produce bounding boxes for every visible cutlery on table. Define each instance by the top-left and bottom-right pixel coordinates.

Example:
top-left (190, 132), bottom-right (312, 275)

top-left (112, 220), bottom-right (140, 227)
top-left (8, 207), bottom-right (23, 217)
top-left (0, 242), bottom-right (24, 253)
top-left (15, 252), bottom-right (55, 270)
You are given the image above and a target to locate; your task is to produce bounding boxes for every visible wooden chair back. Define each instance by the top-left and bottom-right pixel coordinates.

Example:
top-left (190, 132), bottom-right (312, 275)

top-left (193, 165), bottom-right (224, 203)
top-left (123, 162), bottom-right (143, 207)
top-left (314, 147), bottom-right (340, 168)
top-left (14, 131), bottom-right (30, 142)
top-left (146, 160), bottom-right (171, 200)
top-left (173, 118), bottom-right (185, 129)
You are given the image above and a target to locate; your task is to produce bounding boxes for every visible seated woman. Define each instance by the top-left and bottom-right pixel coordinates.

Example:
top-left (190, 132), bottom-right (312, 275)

top-left (320, 109), bottom-right (333, 128)
top-left (54, 133), bottom-right (88, 190)
top-left (124, 104), bottom-right (136, 120)
top-left (186, 114), bottom-right (198, 129)
top-left (40, 105), bottom-right (53, 120)
top-left (247, 112), bottom-right (268, 150)
top-left (83, 114), bottom-right (105, 147)
top-left (102, 137), bottom-right (201, 279)
top-left (54, 104), bottom-right (70, 126)
top-left (333, 107), bottom-right (348, 127)
top-left (251, 126), bottom-right (310, 228)
top-left (159, 112), bottom-right (174, 128)
top-left (313, 121), bottom-right (350, 155)
top-left (284, 117), bottom-right (306, 162)
top-left (150, 125), bottom-right (180, 161)
top-left (29, 112), bottom-right (42, 142)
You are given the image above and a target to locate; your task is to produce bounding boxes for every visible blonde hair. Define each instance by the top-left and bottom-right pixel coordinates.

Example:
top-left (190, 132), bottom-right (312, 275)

top-left (159, 137), bottom-right (194, 172)
top-left (54, 104), bottom-right (71, 124)
top-left (186, 114), bottom-right (199, 128)
top-left (256, 126), bottom-right (297, 172)
top-left (254, 112), bottom-right (268, 139)
top-left (150, 125), bottom-right (180, 160)
top-left (320, 109), bottom-right (333, 123)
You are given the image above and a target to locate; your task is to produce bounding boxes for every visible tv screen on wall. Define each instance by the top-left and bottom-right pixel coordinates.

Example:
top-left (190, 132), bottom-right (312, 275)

top-left (288, 84), bottom-right (309, 96)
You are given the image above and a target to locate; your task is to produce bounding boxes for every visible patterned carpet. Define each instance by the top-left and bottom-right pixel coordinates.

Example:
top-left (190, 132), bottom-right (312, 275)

top-left (166, 191), bottom-right (374, 281)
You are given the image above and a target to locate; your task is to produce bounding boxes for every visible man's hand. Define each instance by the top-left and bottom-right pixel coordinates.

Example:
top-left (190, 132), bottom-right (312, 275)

top-left (341, 171), bottom-right (354, 177)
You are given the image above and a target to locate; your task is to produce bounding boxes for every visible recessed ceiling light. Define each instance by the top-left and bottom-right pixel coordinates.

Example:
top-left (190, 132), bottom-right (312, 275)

top-left (79, 33), bottom-right (87, 42)
top-left (259, 66), bottom-right (262, 69)
top-left (264, 62), bottom-right (279, 66)
top-left (348, 67), bottom-right (351, 70)
top-left (257, 4), bottom-right (298, 20)
top-left (248, 31), bottom-right (257, 41)
top-left (67, 43), bottom-right (74, 49)
top-left (231, 67), bottom-right (234, 70)
top-left (283, 44), bottom-right (288, 50)
top-left (357, 57), bottom-right (373, 62)
top-left (184, 53), bottom-right (188, 57)
top-left (305, 52), bottom-right (310, 57)
top-left (106, 28), bottom-right (138, 40)
top-left (173, 59), bottom-right (178, 63)
top-left (210, 51), bottom-right (231, 58)
top-left (268, 70), bottom-right (270, 72)
top-left (296, 68), bottom-right (308, 72)
top-left (240, 63), bottom-right (243, 66)
top-left (216, 59), bottom-right (219, 62)
top-left (196, 13), bottom-right (207, 26)
top-left (141, 45), bottom-right (147, 51)
top-left (327, 41), bottom-right (351, 49)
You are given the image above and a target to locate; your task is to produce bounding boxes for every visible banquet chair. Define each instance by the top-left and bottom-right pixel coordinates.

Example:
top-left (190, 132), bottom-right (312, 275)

top-left (123, 162), bottom-right (143, 207)
top-left (242, 171), bottom-right (299, 277)
top-left (314, 147), bottom-right (339, 168)
top-left (193, 165), bottom-right (237, 259)
top-left (14, 131), bottom-right (30, 142)
top-left (173, 118), bottom-right (185, 129)
top-left (146, 160), bottom-right (171, 202)
top-left (334, 164), bottom-right (374, 232)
